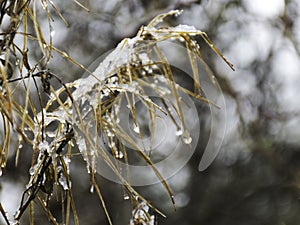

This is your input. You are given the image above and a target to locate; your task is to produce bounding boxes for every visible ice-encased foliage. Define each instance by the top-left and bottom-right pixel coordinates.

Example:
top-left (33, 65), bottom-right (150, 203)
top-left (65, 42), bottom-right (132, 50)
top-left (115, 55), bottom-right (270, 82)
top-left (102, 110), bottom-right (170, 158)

top-left (0, 8), bottom-right (233, 225)
top-left (32, 11), bottom-right (193, 175)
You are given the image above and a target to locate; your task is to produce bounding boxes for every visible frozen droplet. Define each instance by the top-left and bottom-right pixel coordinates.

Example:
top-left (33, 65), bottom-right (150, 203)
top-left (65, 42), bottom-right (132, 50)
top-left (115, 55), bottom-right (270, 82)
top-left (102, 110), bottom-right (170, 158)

top-left (50, 29), bottom-right (55, 37)
top-left (133, 124), bottom-right (140, 134)
top-left (156, 18), bottom-right (163, 24)
top-left (63, 156), bottom-right (71, 163)
top-left (63, 156), bottom-right (71, 174)
top-left (38, 141), bottom-right (50, 153)
top-left (108, 141), bottom-right (116, 148)
top-left (86, 164), bottom-right (91, 174)
top-left (174, 10), bottom-right (183, 17)
top-left (90, 185), bottom-right (94, 193)
top-left (90, 151), bottom-right (95, 157)
top-left (115, 151), bottom-right (124, 159)
top-left (58, 175), bottom-right (69, 190)
top-left (114, 104), bottom-right (120, 113)
top-left (176, 129), bottom-right (183, 136)
top-left (127, 83), bottom-right (137, 92)
top-left (46, 131), bottom-right (56, 137)
top-left (101, 90), bottom-right (110, 97)
top-left (29, 167), bottom-right (34, 175)
top-left (130, 201), bottom-right (153, 224)
top-left (124, 194), bottom-right (130, 200)
top-left (14, 210), bottom-right (21, 221)
top-left (179, 37), bottom-right (185, 42)
top-left (106, 131), bottom-right (112, 137)
top-left (159, 87), bottom-right (171, 96)
top-left (29, 165), bottom-right (36, 175)
top-left (183, 135), bottom-right (192, 144)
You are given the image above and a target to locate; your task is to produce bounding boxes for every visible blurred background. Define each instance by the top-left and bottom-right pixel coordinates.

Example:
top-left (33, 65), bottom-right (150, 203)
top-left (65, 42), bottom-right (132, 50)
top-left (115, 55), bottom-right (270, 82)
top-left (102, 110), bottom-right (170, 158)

top-left (1, 0), bottom-right (300, 224)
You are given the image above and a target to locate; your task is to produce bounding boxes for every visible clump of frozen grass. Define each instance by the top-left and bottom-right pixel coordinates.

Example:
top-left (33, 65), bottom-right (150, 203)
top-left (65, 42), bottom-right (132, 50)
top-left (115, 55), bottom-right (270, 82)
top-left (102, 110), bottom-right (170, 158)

top-left (0, 3), bottom-right (233, 225)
